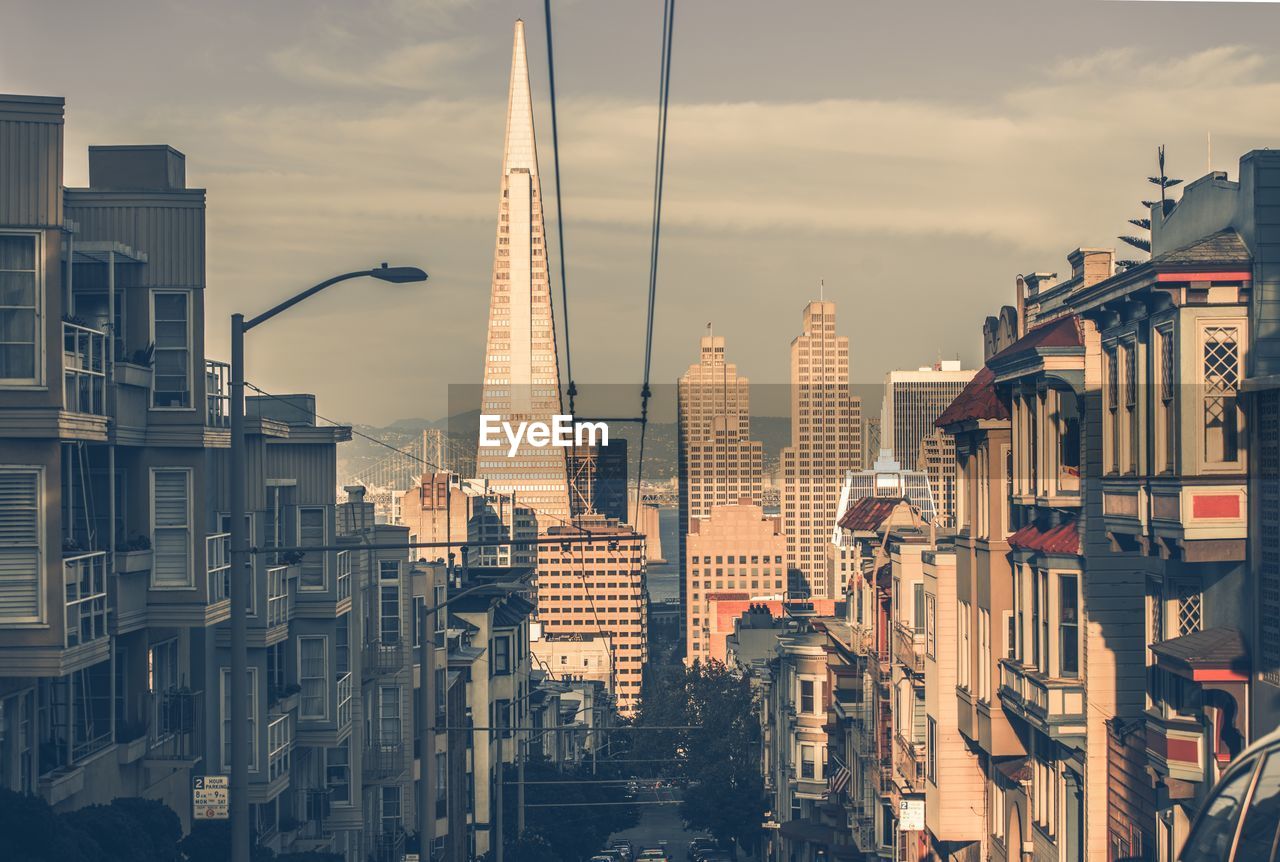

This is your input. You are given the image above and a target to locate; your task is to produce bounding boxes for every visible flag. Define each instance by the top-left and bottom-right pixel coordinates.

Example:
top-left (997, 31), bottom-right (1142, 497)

top-left (827, 751), bottom-right (851, 797)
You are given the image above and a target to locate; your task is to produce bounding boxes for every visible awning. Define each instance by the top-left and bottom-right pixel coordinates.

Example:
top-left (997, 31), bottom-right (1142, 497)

top-left (1152, 626), bottom-right (1249, 682)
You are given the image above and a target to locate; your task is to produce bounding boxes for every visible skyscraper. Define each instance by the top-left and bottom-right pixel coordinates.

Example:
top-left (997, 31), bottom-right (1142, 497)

top-left (781, 300), bottom-right (861, 598)
top-left (880, 360), bottom-right (975, 471)
top-left (474, 20), bottom-right (571, 524)
top-left (677, 333), bottom-right (764, 649)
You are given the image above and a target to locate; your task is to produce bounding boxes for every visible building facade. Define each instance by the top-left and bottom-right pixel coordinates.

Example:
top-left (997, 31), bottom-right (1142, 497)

top-left (880, 361), bottom-right (975, 473)
top-left (781, 300), bottom-right (862, 599)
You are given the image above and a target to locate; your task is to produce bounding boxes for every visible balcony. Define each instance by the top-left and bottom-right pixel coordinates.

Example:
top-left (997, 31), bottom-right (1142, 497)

top-left (145, 687), bottom-right (203, 763)
top-left (205, 360), bottom-right (230, 428)
top-left (63, 322), bottom-right (106, 416)
top-left (363, 640), bottom-right (405, 680)
top-left (893, 622), bottom-right (925, 675)
top-left (267, 713), bottom-right (293, 782)
top-left (207, 533), bottom-right (230, 604)
top-left (336, 550), bottom-right (351, 601)
top-left (895, 733), bottom-right (925, 789)
top-left (372, 830), bottom-right (406, 862)
top-left (64, 552), bottom-right (109, 649)
top-left (997, 659), bottom-right (1085, 745)
top-left (363, 742), bottom-right (405, 779)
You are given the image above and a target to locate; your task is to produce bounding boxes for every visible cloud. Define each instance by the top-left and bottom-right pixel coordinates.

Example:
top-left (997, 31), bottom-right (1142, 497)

top-left (270, 37), bottom-right (480, 90)
top-left (60, 43), bottom-right (1280, 420)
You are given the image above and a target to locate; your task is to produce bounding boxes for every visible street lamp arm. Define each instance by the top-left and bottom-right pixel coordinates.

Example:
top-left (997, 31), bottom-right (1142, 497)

top-left (243, 270), bottom-right (382, 332)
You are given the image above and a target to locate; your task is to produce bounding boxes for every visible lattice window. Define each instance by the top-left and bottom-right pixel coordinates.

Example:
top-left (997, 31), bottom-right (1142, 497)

top-left (1124, 343), bottom-right (1138, 408)
top-left (1160, 328), bottom-right (1175, 403)
top-left (1107, 347), bottom-right (1120, 409)
top-left (1203, 326), bottom-right (1241, 463)
top-left (1176, 581), bottom-right (1202, 636)
top-left (1149, 581), bottom-right (1164, 645)
top-left (1260, 390), bottom-right (1280, 686)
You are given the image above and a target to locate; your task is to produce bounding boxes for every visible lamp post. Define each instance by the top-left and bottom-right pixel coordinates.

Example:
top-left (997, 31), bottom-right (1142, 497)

top-left (228, 263), bottom-right (427, 862)
top-left (417, 578), bottom-right (526, 861)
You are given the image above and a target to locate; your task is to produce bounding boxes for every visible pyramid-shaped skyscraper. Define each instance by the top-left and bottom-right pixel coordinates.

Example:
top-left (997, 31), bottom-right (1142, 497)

top-left (474, 20), bottom-right (571, 523)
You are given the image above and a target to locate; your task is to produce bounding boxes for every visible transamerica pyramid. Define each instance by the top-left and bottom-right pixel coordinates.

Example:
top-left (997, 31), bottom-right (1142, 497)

top-left (474, 19), bottom-right (572, 524)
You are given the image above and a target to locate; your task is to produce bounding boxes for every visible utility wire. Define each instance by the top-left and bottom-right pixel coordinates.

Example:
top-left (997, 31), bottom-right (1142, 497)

top-left (543, 0), bottom-right (576, 418)
top-left (633, 0), bottom-right (676, 512)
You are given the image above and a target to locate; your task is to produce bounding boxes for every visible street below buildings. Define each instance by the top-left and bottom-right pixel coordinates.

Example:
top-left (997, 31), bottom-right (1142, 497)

top-left (607, 784), bottom-right (707, 860)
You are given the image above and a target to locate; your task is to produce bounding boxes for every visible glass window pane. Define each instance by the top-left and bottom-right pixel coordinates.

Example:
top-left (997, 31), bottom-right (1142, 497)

top-left (1182, 758), bottom-right (1258, 861)
top-left (1237, 752), bottom-right (1280, 862)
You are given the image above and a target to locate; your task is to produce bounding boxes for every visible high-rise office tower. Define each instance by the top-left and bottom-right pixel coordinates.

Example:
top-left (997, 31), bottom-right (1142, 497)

top-left (880, 360), bottom-right (975, 471)
top-left (918, 428), bottom-right (958, 528)
top-left (781, 301), bottom-right (861, 598)
top-left (677, 333), bottom-right (764, 650)
top-left (474, 20), bottom-right (570, 524)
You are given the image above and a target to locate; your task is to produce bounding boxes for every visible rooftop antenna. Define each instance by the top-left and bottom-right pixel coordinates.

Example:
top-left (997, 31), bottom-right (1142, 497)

top-left (820, 278), bottom-right (825, 302)
top-left (1207, 131), bottom-right (1213, 175)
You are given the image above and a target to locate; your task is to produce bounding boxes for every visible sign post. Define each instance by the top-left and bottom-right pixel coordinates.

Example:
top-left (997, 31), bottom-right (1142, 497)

top-left (194, 775), bottom-right (230, 821)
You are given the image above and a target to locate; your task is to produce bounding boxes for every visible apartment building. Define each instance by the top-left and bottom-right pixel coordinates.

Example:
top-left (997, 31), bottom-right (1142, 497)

top-left (685, 500), bottom-right (788, 662)
top-left (399, 471), bottom-right (537, 571)
top-left (0, 94), bottom-right (223, 825)
top-left (535, 514), bottom-right (647, 715)
top-left (781, 301), bottom-right (862, 599)
top-left (917, 429), bottom-right (958, 529)
top-left (880, 361), bottom-right (975, 473)
top-left (678, 333), bottom-right (765, 650)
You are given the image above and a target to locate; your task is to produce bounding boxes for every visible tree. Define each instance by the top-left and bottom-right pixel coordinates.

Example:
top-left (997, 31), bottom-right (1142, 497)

top-left (0, 788), bottom-right (94, 862)
top-left (502, 759), bottom-right (639, 861)
top-left (634, 659), bottom-right (766, 854)
top-left (179, 820), bottom-right (275, 862)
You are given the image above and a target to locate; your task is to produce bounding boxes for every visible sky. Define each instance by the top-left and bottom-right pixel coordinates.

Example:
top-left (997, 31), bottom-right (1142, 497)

top-left (5, 0), bottom-right (1280, 423)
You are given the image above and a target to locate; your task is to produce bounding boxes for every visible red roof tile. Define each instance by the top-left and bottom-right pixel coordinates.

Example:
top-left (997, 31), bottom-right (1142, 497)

top-left (837, 496), bottom-right (905, 532)
top-left (1008, 520), bottom-right (1079, 555)
top-left (988, 315), bottom-right (1083, 365)
top-left (935, 366), bottom-right (1009, 428)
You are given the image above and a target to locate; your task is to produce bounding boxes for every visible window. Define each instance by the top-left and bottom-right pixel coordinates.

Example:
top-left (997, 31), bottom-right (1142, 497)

top-left (991, 781), bottom-right (1006, 842)
top-left (913, 583), bottom-right (925, 634)
top-left (0, 234), bottom-right (40, 385)
top-left (380, 582), bottom-right (400, 645)
top-left (1056, 391), bottom-right (1080, 494)
top-left (298, 636), bottom-right (327, 720)
top-left (957, 600), bottom-right (971, 691)
top-left (325, 741), bottom-right (350, 804)
top-left (1157, 325), bottom-right (1177, 473)
top-left (220, 667), bottom-right (258, 772)
top-left (1106, 346), bottom-right (1120, 474)
top-left (492, 636), bottom-right (511, 676)
top-left (1059, 575), bottom-right (1079, 678)
top-left (1176, 581), bottom-right (1203, 636)
top-left (151, 469), bottom-right (192, 587)
top-left (979, 608), bottom-right (992, 701)
top-left (148, 639), bottom-right (178, 693)
top-left (377, 686), bottom-right (400, 745)
top-left (1202, 325), bottom-right (1242, 465)
top-left (925, 594), bottom-right (937, 658)
top-left (151, 291), bottom-right (191, 408)
top-left (381, 785), bottom-right (402, 836)
top-left (336, 613), bottom-right (349, 673)
top-left (436, 751), bottom-right (448, 817)
top-left (800, 678), bottom-right (815, 714)
top-left (926, 716), bottom-right (937, 784)
top-left (1236, 752), bottom-right (1280, 862)
top-left (298, 508), bottom-right (325, 590)
top-left (800, 743), bottom-right (816, 779)
top-left (0, 467), bottom-right (42, 622)
top-left (1124, 341), bottom-right (1139, 473)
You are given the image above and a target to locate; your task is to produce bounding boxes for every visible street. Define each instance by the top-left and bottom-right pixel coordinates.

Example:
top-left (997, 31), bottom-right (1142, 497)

top-left (607, 785), bottom-right (707, 860)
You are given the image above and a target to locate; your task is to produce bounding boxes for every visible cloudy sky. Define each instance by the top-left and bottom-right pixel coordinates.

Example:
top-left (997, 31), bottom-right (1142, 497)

top-left (5, 0), bottom-right (1280, 423)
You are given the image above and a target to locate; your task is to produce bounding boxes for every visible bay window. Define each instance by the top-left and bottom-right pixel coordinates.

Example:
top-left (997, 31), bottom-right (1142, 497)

top-left (1059, 575), bottom-right (1079, 678)
top-left (1202, 323), bottom-right (1242, 466)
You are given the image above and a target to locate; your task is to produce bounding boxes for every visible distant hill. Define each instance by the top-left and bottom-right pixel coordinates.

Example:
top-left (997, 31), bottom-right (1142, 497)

top-left (338, 413), bottom-right (793, 488)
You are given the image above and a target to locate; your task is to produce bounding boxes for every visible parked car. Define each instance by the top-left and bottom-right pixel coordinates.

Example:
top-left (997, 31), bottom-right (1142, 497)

top-left (610, 840), bottom-right (634, 860)
top-left (1178, 727), bottom-right (1280, 860)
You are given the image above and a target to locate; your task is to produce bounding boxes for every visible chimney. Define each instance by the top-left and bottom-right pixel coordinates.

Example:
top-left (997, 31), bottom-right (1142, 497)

top-left (1067, 248), bottom-right (1114, 289)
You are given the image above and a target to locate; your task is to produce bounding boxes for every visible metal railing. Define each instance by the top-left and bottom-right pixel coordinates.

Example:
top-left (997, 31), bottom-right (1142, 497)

top-left (205, 360), bottom-right (231, 427)
top-left (147, 687), bottom-right (203, 760)
top-left (893, 622), bottom-right (925, 674)
top-left (207, 532), bottom-right (230, 603)
top-left (895, 733), bottom-right (925, 786)
top-left (336, 550), bottom-right (351, 600)
top-left (64, 551), bottom-right (109, 648)
top-left (362, 640), bottom-right (404, 679)
top-left (372, 830), bottom-right (406, 862)
top-left (363, 743), bottom-right (405, 779)
top-left (266, 565), bottom-right (290, 627)
top-left (63, 322), bottom-right (106, 415)
top-left (336, 672), bottom-right (353, 728)
top-left (267, 713), bottom-right (292, 781)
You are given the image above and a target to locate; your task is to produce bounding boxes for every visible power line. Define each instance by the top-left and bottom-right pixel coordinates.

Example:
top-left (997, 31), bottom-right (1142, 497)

top-left (633, 0), bottom-right (676, 512)
top-left (543, 0), bottom-right (576, 418)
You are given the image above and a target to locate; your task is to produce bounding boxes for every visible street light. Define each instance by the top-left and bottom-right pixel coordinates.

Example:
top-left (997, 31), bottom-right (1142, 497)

top-left (228, 264), bottom-right (427, 862)
top-left (417, 579), bottom-right (528, 861)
